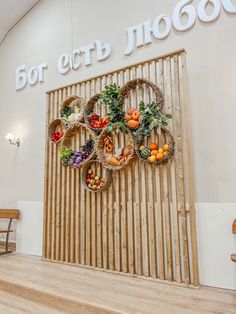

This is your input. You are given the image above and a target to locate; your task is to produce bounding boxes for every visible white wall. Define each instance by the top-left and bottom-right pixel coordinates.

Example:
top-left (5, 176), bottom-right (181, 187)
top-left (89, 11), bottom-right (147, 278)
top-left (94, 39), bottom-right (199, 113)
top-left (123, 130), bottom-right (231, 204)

top-left (0, 0), bottom-right (235, 289)
top-left (197, 203), bottom-right (236, 290)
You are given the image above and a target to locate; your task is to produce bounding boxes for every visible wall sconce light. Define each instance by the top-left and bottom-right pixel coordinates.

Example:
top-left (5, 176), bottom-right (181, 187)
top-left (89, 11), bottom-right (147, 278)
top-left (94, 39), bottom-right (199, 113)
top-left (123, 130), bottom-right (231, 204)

top-left (5, 133), bottom-right (20, 147)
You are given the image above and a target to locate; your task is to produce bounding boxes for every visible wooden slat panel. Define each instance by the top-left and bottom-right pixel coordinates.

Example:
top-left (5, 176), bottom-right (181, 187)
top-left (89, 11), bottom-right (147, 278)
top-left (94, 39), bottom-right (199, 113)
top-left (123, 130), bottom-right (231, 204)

top-left (43, 50), bottom-right (199, 287)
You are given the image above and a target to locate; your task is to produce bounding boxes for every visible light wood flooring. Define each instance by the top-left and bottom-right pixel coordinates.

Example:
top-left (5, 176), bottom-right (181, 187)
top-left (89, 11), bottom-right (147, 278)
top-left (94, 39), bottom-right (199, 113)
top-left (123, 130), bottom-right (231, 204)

top-left (0, 253), bottom-right (235, 314)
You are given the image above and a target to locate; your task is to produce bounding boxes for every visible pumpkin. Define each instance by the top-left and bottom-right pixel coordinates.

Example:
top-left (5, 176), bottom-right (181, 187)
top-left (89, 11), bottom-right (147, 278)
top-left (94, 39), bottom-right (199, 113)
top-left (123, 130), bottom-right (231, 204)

top-left (127, 119), bottom-right (140, 129)
top-left (124, 114), bottom-right (132, 121)
top-left (131, 110), bottom-right (141, 121)
top-left (128, 108), bottom-right (136, 115)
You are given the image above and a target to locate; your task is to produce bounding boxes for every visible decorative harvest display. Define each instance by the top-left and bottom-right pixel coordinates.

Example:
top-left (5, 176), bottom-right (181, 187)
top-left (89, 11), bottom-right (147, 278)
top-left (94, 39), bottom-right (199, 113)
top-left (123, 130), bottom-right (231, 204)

top-left (51, 131), bottom-right (64, 143)
top-left (85, 169), bottom-right (106, 191)
top-left (48, 119), bottom-right (64, 144)
top-left (60, 95), bottom-right (85, 124)
top-left (135, 128), bottom-right (175, 165)
top-left (132, 101), bottom-right (172, 142)
top-left (49, 78), bottom-right (175, 190)
top-left (89, 114), bottom-right (109, 129)
top-left (81, 160), bottom-right (112, 192)
top-left (84, 94), bottom-right (109, 132)
top-left (60, 122), bottom-right (96, 168)
top-left (96, 124), bottom-right (135, 170)
top-left (60, 139), bottom-right (94, 168)
top-left (125, 108), bottom-right (141, 130)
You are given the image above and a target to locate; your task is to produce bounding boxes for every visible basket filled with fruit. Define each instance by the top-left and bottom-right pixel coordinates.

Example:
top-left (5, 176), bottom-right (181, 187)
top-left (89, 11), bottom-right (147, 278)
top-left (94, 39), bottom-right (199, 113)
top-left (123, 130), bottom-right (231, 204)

top-left (60, 95), bottom-right (86, 125)
top-left (81, 160), bottom-right (112, 192)
top-left (96, 124), bottom-right (135, 171)
top-left (60, 122), bottom-right (96, 168)
top-left (136, 128), bottom-right (175, 165)
top-left (48, 119), bottom-right (64, 144)
top-left (84, 94), bottom-right (109, 132)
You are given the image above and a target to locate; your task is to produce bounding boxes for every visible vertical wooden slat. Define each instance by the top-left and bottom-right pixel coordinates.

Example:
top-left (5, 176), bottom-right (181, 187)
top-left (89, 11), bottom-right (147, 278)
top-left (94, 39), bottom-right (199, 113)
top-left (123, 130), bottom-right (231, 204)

top-left (176, 56), bottom-right (191, 284)
top-left (155, 59), bottom-right (165, 280)
top-left (43, 93), bottom-right (50, 258)
top-left (180, 53), bottom-right (199, 286)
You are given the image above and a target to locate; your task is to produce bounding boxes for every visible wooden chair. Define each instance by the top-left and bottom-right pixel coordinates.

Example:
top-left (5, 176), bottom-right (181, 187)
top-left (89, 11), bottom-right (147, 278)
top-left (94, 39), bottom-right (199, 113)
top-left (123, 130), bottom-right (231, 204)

top-left (0, 209), bottom-right (20, 255)
top-left (231, 219), bottom-right (236, 263)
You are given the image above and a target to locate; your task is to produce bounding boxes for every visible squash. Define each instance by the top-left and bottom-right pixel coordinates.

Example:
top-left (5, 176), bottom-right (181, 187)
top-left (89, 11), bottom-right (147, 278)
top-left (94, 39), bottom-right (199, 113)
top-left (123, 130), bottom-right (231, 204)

top-left (140, 147), bottom-right (151, 159)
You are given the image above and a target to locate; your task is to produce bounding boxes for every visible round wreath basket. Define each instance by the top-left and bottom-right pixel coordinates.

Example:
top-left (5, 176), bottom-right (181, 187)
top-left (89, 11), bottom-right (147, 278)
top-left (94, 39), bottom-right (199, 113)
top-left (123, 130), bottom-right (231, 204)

top-left (84, 94), bottom-right (109, 132)
top-left (96, 126), bottom-right (135, 171)
top-left (60, 95), bottom-right (86, 124)
top-left (48, 118), bottom-right (64, 144)
top-left (120, 78), bottom-right (164, 111)
top-left (135, 127), bottom-right (175, 166)
top-left (60, 122), bottom-right (96, 169)
top-left (81, 160), bottom-right (112, 193)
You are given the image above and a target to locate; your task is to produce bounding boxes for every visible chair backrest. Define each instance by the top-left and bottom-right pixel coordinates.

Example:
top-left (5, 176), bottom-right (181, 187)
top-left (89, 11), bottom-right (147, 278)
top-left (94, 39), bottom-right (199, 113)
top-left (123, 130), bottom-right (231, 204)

top-left (0, 209), bottom-right (20, 220)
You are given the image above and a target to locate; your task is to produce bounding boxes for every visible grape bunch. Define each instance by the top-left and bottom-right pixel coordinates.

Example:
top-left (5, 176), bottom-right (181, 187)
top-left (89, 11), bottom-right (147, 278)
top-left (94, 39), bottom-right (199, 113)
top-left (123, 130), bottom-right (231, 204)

top-left (72, 139), bottom-right (94, 168)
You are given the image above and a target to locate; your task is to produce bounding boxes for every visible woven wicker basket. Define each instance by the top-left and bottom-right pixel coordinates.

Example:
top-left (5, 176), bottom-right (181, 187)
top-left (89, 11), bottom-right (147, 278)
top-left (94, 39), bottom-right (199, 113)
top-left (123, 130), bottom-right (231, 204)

top-left (96, 126), bottom-right (135, 171)
top-left (120, 78), bottom-right (164, 111)
top-left (60, 95), bottom-right (86, 123)
top-left (135, 127), bottom-right (175, 166)
top-left (84, 94), bottom-right (108, 132)
top-left (48, 119), bottom-right (64, 144)
top-left (60, 122), bottom-right (96, 169)
top-left (81, 160), bottom-right (112, 193)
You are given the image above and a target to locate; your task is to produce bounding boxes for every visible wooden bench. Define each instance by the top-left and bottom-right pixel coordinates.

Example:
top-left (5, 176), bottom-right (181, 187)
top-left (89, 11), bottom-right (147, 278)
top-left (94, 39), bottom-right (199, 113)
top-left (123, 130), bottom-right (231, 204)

top-left (0, 209), bottom-right (20, 255)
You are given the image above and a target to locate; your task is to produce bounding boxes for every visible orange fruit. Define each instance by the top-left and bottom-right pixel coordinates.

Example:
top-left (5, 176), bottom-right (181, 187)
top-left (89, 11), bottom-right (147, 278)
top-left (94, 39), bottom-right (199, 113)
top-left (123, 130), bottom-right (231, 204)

top-left (163, 144), bottom-right (169, 151)
top-left (131, 110), bottom-right (141, 121)
top-left (124, 114), bottom-right (131, 122)
top-left (128, 108), bottom-right (136, 115)
top-left (151, 150), bottom-right (158, 156)
top-left (164, 151), bottom-right (168, 157)
top-left (127, 119), bottom-right (140, 129)
top-left (158, 148), bottom-right (164, 154)
top-left (150, 143), bottom-right (158, 150)
top-left (156, 152), bottom-right (164, 160)
top-left (148, 155), bottom-right (156, 163)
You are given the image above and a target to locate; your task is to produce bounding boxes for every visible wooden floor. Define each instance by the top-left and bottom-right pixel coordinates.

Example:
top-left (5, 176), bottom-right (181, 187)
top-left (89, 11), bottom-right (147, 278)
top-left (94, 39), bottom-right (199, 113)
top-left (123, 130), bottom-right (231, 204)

top-left (0, 254), bottom-right (235, 314)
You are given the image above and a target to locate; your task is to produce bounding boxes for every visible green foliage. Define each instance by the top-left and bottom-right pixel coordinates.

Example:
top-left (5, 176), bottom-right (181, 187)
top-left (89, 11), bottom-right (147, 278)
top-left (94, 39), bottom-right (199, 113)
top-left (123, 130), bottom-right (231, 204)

top-left (100, 84), bottom-right (125, 131)
top-left (61, 106), bottom-right (73, 119)
top-left (60, 147), bottom-right (73, 159)
top-left (60, 147), bottom-right (74, 167)
top-left (133, 101), bottom-right (172, 142)
top-left (107, 121), bottom-right (130, 135)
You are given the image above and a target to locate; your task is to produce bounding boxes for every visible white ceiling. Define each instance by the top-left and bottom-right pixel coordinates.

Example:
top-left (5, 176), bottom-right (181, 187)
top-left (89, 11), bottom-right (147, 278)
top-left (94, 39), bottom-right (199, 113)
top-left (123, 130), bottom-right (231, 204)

top-left (0, 0), bottom-right (39, 44)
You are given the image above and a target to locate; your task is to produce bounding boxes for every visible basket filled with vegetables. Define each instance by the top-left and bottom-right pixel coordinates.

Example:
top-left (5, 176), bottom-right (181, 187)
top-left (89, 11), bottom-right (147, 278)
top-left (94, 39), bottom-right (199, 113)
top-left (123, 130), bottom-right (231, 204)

top-left (60, 95), bottom-right (86, 125)
top-left (60, 122), bottom-right (96, 168)
top-left (81, 160), bottom-right (112, 192)
top-left (48, 119), bottom-right (64, 144)
top-left (84, 94), bottom-right (109, 132)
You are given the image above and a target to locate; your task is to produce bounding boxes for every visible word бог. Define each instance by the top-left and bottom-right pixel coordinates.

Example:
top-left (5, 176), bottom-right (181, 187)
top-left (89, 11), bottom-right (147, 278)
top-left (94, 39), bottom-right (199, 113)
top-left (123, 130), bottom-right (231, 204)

top-left (16, 0), bottom-right (236, 90)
